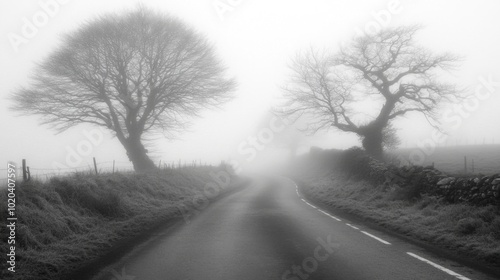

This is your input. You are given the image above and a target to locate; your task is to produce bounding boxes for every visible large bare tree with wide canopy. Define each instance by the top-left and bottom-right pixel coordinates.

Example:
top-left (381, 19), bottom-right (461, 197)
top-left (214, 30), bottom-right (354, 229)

top-left (281, 25), bottom-right (461, 158)
top-left (11, 8), bottom-right (236, 171)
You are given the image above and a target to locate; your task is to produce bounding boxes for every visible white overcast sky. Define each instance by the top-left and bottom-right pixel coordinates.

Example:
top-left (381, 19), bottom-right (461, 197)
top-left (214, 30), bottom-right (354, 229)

top-left (0, 0), bottom-right (499, 174)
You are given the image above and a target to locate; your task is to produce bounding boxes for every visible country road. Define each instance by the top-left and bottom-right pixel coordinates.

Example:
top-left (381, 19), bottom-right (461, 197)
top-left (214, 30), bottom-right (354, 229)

top-left (92, 176), bottom-right (497, 280)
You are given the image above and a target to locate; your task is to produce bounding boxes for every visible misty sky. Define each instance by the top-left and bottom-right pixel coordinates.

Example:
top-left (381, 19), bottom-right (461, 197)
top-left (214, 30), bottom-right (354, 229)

top-left (1, 0), bottom-right (499, 176)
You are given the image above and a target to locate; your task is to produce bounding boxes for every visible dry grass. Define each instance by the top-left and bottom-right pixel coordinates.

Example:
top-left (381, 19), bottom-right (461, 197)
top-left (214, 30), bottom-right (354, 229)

top-left (0, 166), bottom-right (242, 280)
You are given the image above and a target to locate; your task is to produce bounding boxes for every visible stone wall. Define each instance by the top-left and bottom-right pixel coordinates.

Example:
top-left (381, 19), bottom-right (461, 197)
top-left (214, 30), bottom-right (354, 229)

top-left (315, 147), bottom-right (500, 206)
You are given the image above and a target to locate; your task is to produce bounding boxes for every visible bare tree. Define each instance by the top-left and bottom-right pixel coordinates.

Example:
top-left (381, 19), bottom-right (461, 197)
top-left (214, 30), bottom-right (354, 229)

top-left (11, 8), bottom-right (236, 171)
top-left (280, 25), bottom-right (461, 158)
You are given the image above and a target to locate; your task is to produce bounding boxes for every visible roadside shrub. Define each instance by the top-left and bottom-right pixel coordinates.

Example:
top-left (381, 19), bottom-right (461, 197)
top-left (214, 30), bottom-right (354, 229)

top-left (338, 147), bottom-right (372, 178)
top-left (474, 205), bottom-right (498, 223)
top-left (456, 217), bottom-right (483, 235)
top-left (398, 172), bottom-right (426, 201)
top-left (415, 195), bottom-right (438, 210)
top-left (491, 217), bottom-right (500, 239)
top-left (421, 208), bottom-right (436, 217)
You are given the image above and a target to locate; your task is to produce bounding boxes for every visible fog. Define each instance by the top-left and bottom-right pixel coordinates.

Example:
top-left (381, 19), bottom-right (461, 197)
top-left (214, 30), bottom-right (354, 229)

top-left (1, 0), bottom-right (499, 178)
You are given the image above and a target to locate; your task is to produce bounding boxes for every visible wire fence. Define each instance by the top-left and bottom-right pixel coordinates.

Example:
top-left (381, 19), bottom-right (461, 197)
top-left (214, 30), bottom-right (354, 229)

top-left (0, 158), bottom-right (214, 187)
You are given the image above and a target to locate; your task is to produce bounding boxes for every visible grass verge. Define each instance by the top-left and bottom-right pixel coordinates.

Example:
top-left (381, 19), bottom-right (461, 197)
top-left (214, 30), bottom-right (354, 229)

top-left (0, 165), bottom-right (246, 280)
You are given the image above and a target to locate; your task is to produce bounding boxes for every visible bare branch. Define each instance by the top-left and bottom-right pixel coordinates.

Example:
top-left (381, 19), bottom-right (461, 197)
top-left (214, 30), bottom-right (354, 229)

top-left (279, 25), bottom-right (462, 156)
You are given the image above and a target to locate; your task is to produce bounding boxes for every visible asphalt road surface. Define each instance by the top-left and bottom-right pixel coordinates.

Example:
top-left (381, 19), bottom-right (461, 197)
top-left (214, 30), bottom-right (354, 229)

top-left (92, 176), bottom-right (497, 280)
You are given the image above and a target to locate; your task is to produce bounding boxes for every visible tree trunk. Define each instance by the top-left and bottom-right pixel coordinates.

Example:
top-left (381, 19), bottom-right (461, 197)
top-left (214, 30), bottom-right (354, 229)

top-left (359, 124), bottom-right (384, 159)
top-left (123, 137), bottom-right (157, 172)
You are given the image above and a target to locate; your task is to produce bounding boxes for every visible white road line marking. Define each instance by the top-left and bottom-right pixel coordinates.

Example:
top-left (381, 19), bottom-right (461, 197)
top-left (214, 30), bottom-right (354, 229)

top-left (406, 252), bottom-right (471, 280)
top-left (318, 210), bottom-right (342, 221)
top-left (294, 184), bottom-right (341, 221)
top-left (327, 215), bottom-right (341, 222)
top-left (301, 199), bottom-right (316, 208)
top-left (361, 231), bottom-right (391, 245)
top-left (346, 223), bottom-right (359, 230)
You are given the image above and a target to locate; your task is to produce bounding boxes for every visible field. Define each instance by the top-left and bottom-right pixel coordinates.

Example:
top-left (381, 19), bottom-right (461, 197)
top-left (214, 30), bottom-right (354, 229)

top-left (392, 145), bottom-right (500, 175)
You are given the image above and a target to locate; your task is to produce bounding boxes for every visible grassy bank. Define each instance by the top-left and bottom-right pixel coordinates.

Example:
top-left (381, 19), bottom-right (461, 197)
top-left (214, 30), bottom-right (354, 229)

top-left (0, 165), bottom-right (245, 280)
top-left (291, 151), bottom-right (500, 271)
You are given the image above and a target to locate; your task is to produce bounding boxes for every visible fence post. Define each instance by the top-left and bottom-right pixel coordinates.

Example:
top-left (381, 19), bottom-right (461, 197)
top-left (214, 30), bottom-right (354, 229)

top-left (26, 167), bottom-right (31, 181)
top-left (93, 157), bottom-right (98, 175)
top-left (112, 160), bottom-right (115, 174)
top-left (22, 159), bottom-right (27, 181)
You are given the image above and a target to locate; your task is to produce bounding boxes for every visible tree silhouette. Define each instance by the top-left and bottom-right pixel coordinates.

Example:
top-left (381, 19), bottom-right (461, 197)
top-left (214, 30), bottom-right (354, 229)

top-left (281, 25), bottom-right (460, 158)
top-left (11, 8), bottom-right (236, 171)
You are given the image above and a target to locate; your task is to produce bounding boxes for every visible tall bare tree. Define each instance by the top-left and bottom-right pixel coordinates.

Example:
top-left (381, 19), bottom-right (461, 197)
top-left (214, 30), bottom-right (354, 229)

top-left (11, 8), bottom-right (236, 171)
top-left (281, 25), bottom-right (461, 158)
